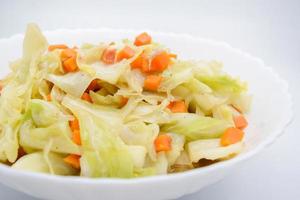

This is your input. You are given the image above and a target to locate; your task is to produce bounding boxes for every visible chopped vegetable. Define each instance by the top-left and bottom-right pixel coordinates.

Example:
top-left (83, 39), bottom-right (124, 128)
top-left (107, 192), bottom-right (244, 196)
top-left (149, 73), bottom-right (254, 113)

top-left (101, 47), bottom-right (116, 64)
top-left (167, 101), bottom-right (187, 113)
top-left (0, 24), bottom-right (251, 178)
top-left (144, 75), bottom-right (162, 91)
top-left (150, 51), bottom-right (170, 72)
top-left (81, 92), bottom-right (93, 103)
top-left (233, 115), bottom-right (248, 129)
top-left (62, 56), bottom-right (78, 72)
top-left (130, 52), bottom-right (149, 71)
top-left (117, 46), bottom-right (135, 62)
top-left (154, 135), bottom-right (172, 152)
top-left (64, 154), bottom-right (81, 169)
top-left (48, 44), bottom-right (68, 51)
top-left (220, 127), bottom-right (244, 146)
top-left (134, 32), bottom-right (152, 46)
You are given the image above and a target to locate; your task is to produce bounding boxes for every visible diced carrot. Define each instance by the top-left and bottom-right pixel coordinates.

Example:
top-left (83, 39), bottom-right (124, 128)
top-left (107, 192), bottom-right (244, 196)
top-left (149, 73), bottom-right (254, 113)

top-left (69, 118), bottom-right (80, 131)
top-left (61, 48), bottom-right (77, 61)
top-left (48, 44), bottom-right (68, 51)
top-left (116, 46), bottom-right (135, 62)
top-left (119, 96), bottom-right (129, 107)
top-left (86, 79), bottom-right (100, 92)
top-left (81, 92), bottom-right (93, 103)
top-left (64, 154), bottom-right (81, 169)
top-left (154, 134), bottom-right (172, 152)
top-left (169, 53), bottom-right (177, 59)
top-left (220, 127), bottom-right (244, 146)
top-left (130, 52), bottom-right (149, 71)
top-left (144, 75), bottom-right (162, 91)
top-left (62, 56), bottom-right (78, 72)
top-left (72, 129), bottom-right (81, 145)
top-left (46, 94), bottom-right (51, 101)
top-left (150, 51), bottom-right (170, 72)
top-left (101, 47), bottom-right (116, 64)
top-left (134, 32), bottom-right (152, 46)
top-left (234, 115), bottom-right (248, 129)
top-left (168, 101), bottom-right (187, 113)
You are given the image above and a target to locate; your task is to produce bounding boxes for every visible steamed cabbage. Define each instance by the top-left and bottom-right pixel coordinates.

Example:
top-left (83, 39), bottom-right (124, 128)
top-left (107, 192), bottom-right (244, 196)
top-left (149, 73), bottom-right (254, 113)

top-left (0, 24), bottom-right (251, 178)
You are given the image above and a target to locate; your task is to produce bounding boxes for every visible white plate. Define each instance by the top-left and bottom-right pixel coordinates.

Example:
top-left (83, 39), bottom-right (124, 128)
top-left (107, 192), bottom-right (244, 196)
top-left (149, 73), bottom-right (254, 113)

top-left (0, 29), bottom-right (293, 200)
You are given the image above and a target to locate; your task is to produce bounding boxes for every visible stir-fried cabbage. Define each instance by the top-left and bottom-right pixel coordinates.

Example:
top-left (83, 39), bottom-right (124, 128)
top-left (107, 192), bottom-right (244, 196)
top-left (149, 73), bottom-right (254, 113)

top-left (0, 24), bottom-right (251, 178)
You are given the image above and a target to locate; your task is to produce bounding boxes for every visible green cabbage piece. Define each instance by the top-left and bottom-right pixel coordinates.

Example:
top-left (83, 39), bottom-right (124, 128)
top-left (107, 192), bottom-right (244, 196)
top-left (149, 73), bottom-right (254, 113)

top-left (197, 75), bottom-right (247, 94)
top-left (187, 139), bottom-right (243, 162)
top-left (12, 152), bottom-right (77, 175)
top-left (62, 95), bottom-right (134, 178)
top-left (20, 99), bottom-right (79, 154)
top-left (121, 121), bottom-right (159, 161)
top-left (161, 113), bottom-right (230, 141)
top-left (47, 71), bottom-right (94, 98)
top-left (0, 24), bottom-right (48, 162)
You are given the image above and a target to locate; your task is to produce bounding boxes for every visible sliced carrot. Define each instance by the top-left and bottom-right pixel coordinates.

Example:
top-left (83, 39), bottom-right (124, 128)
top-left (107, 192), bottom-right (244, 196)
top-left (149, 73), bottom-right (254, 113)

top-left (119, 96), bottom-right (129, 107)
top-left (116, 46), bottom-right (135, 62)
top-left (144, 75), bottom-right (162, 91)
top-left (86, 79), bottom-right (100, 92)
top-left (61, 48), bottom-right (77, 61)
top-left (150, 51), bottom-right (170, 72)
top-left (130, 52), bottom-right (149, 71)
top-left (101, 47), bottom-right (116, 64)
top-left (64, 154), bottom-right (81, 169)
top-left (168, 101), bottom-right (187, 113)
top-left (154, 134), bottom-right (172, 152)
top-left (234, 115), bottom-right (248, 129)
top-left (169, 53), bottom-right (177, 59)
top-left (81, 92), bottom-right (93, 103)
top-left (46, 94), bottom-right (51, 101)
top-left (62, 56), bottom-right (78, 72)
top-left (220, 127), bottom-right (244, 146)
top-left (72, 129), bottom-right (81, 145)
top-left (69, 118), bottom-right (80, 131)
top-left (134, 32), bottom-right (152, 46)
top-left (48, 44), bottom-right (68, 51)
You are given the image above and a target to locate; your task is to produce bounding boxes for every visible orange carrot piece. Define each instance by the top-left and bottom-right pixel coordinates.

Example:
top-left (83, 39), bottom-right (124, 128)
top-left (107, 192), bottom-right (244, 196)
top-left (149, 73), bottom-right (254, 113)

top-left (144, 75), bottom-right (162, 91)
top-left (61, 48), bottom-right (77, 61)
top-left (130, 52), bottom-right (149, 71)
top-left (101, 47), bottom-right (116, 64)
top-left (64, 154), bottom-right (81, 169)
top-left (169, 53), bottom-right (177, 59)
top-left (119, 96), bottom-right (129, 107)
top-left (72, 129), bottom-right (81, 145)
top-left (116, 46), bottom-right (135, 62)
top-left (48, 44), bottom-right (68, 51)
top-left (62, 56), bottom-right (78, 72)
top-left (134, 32), bottom-right (152, 46)
top-left (86, 79), bottom-right (100, 92)
top-left (150, 51), bottom-right (170, 72)
top-left (46, 94), bottom-right (51, 101)
top-left (220, 127), bottom-right (244, 146)
top-left (81, 92), bottom-right (93, 103)
top-left (168, 101), bottom-right (187, 113)
top-left (234, 115), bottom-right (248, 129)
top-left (69, 118), bottom-right (80, 131)
top-left (154, 135), bottom-right (172, 152)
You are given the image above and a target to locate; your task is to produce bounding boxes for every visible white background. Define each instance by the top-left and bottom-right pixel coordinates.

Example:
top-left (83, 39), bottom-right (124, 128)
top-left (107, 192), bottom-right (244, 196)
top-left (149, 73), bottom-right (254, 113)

top-left (0, 0), bottom-right (299, 199)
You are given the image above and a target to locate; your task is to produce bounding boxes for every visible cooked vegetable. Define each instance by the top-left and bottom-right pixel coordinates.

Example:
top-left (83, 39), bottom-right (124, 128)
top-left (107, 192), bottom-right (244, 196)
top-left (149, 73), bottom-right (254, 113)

top-left (233, 115), bottom-right (248, 129)
top-left (134, 32), bottom-right (152, 46)
top-left (48, 44), bottom-right (68, 51)
top-left (0, 24), bottom-right (251, 178)
top-left (220, 127), bottom-right (244, 146)
top-left (144, 75), bottom-right (162, 91)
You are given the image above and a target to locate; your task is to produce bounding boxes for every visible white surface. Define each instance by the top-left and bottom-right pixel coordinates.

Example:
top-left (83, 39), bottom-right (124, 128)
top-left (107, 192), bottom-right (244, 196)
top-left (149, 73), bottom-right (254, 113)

top-left (0, 29), bottom-right (292, 200)
top-left (0, 0), bottom-right (299, 199)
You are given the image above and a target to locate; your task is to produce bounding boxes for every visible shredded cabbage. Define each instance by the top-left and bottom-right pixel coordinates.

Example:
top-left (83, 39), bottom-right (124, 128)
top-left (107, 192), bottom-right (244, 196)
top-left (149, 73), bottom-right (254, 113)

top-left (0, 24), bottom-right (251, 177)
